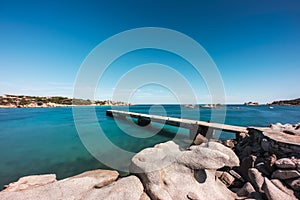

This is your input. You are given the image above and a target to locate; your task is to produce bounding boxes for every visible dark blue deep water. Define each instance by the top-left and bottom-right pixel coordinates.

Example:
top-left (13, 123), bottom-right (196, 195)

top-left (0, 105), bottom-right (299, 189)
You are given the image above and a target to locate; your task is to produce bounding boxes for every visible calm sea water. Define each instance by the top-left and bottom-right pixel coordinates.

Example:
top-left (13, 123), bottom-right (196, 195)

top-left (0, 105), bottom-right (299, 189)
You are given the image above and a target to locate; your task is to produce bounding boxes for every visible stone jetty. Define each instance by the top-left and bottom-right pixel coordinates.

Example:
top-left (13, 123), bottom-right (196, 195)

top-left (1, 122), bottom-right (300, 199)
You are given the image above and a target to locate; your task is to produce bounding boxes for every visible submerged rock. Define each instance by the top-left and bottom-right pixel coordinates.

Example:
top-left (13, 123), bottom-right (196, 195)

top-left (130, 141), bottom-right (238, 200)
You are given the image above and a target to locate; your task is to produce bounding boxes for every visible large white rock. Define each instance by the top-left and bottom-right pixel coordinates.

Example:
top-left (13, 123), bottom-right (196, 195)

top-left (84, 176), bottom-right (145, 200)
top-left (3, 174), bottom-right (57, 192)
top-left (130, 141), bottom-right (239, 200)
top-left (0, 169), bottom-right (119, 200)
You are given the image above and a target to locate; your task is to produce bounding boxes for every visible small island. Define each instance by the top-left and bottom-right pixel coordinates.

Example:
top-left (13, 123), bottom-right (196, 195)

top-left (244, 102), bottom-right (259, 106)
top-left (200, 103), bottom-right (223, 108)
top-left (0, 94), bottom-right (130, 108)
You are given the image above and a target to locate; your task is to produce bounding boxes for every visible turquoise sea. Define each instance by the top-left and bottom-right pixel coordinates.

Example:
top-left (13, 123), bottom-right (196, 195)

top-left (0, 105), bottom-right (300, 189)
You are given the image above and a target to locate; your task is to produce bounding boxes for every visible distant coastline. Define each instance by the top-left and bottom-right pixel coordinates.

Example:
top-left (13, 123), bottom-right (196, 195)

top-left (1, 94), bottom-right (300, 108)
top-left (268, 98), bottom-right (300, 106)
top-left (0, 94), bottom-right (130, 108)
top-left (244, 98), bottom-right (300, 106)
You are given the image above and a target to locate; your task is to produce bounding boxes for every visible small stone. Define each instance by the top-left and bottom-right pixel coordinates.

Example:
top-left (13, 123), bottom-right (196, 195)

top-left (283, 123), bottom-right (293, 129)
top-left (275, 158), bottom-right (296, 169)
top-left (193, 134), bottom-right (208, 145)
top-left (239, 132), bottom-right (247, 139)
top-left (272, 169), bottom-right (300, 180)
top-left (248, 168), bottom-right (264, 193)
top-left (270, 123), bottom-right (283, 131)
top-left (265, 154), bottom-right (277, 174)
top-left (229, 170), bottom-right (245, 182)
top-left (286, 178), bottom-right (300, 191)
top-left (236, 182), bottom-right (255, 197)
top-left (218, 172), bottom-right (235, 187)
top-left (222, 140), bottom-right (235, 149)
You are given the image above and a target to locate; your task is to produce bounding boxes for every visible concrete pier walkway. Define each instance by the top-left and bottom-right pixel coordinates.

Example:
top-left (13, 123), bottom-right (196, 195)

top-left (106, 109), bottom-right (248, 140)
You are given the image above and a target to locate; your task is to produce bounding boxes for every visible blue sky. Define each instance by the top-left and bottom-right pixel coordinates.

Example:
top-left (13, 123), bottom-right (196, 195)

top-left (0, 0), bottom-right (299, 104)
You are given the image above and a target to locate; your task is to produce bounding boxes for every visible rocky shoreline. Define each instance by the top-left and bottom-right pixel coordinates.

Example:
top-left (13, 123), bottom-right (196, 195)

top-left (1, 123), bottom-right (300, 199)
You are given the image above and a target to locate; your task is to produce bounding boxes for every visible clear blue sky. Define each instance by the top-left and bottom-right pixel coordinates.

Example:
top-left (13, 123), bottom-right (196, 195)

top-left (0, 0), bottom-right (299, 104)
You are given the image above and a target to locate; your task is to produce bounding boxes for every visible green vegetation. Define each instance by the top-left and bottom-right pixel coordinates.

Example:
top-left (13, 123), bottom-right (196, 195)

top-left (72, 99), bottom-right (92, 105)
top-left (0, 94), bottom-right (129, 107)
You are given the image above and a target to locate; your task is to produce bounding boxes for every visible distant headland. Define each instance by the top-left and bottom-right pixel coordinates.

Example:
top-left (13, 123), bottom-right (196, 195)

top-left (0, 94), bottom-right (130, 108)
top-left (269, 98), bottom-right (300, 106)
top-left (244, 98), bottom-right (300, 106)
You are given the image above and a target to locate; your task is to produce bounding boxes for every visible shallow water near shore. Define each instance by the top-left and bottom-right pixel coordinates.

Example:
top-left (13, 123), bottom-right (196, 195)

top-left (0, 105), bottom-right (300, 189)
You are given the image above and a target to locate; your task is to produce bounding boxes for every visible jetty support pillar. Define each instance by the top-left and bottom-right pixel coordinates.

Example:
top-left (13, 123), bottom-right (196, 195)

top-left (137, 116), bottom-right (151, 126)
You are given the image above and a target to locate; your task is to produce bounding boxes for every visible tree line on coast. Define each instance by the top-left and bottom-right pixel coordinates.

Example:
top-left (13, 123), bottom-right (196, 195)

top-left (0, 94), bottom-right (129, 107)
